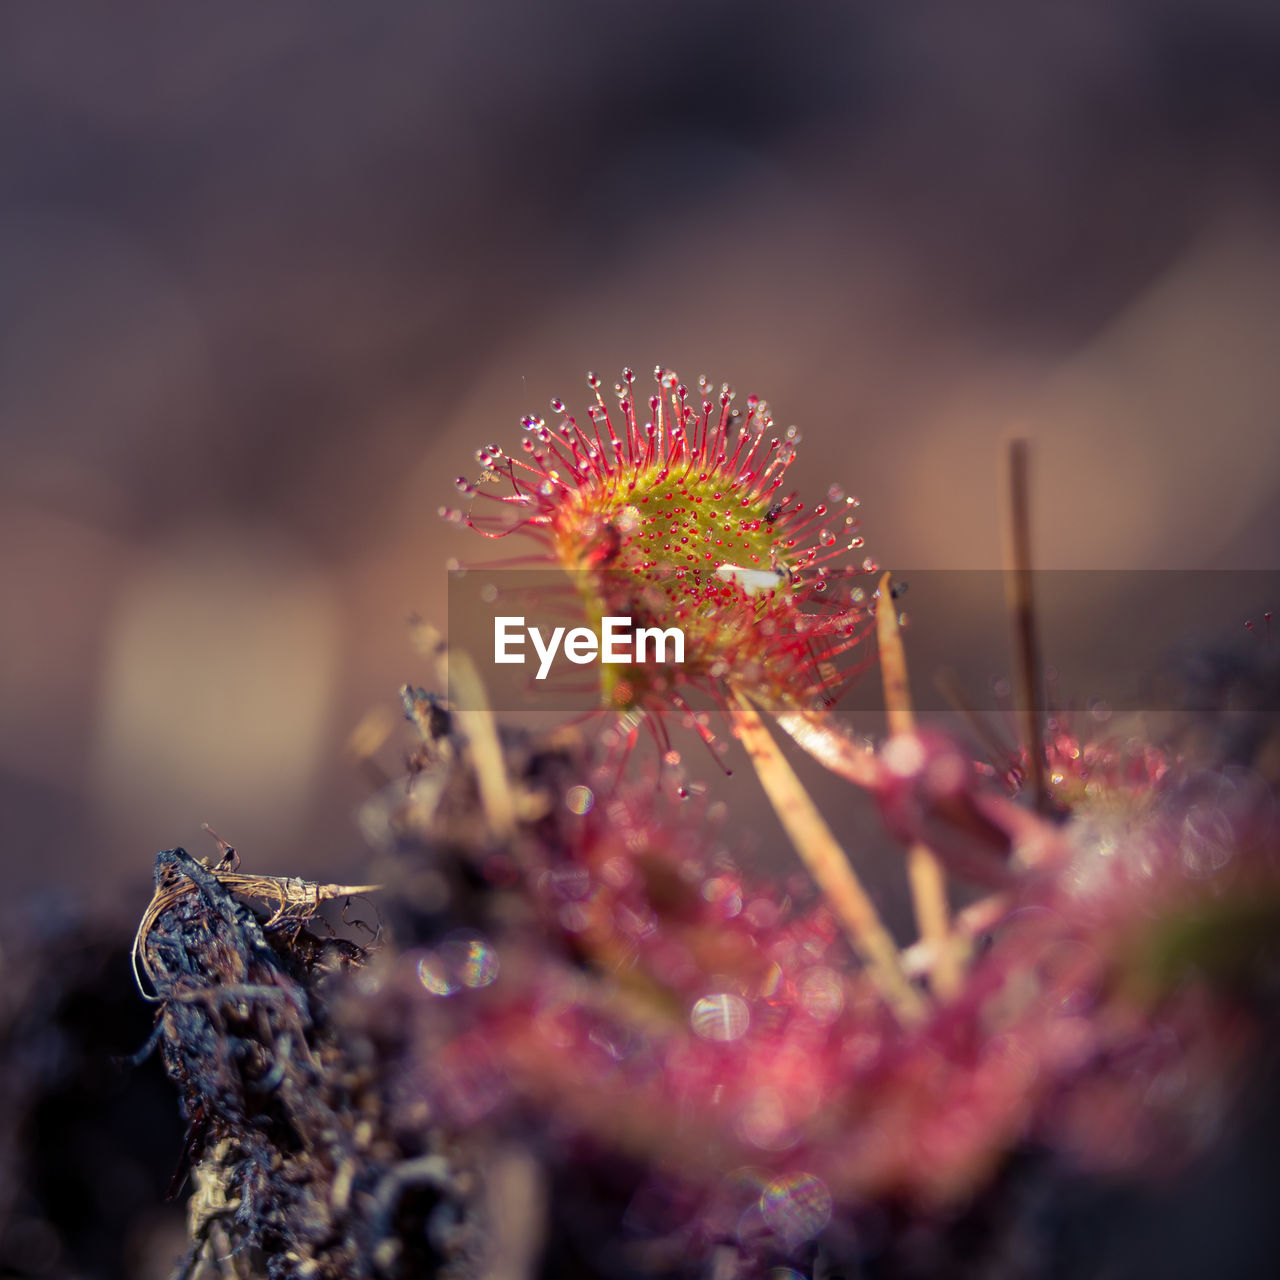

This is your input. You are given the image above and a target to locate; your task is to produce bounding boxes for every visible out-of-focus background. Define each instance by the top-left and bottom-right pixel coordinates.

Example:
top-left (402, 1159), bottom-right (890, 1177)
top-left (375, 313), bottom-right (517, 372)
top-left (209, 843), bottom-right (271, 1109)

top-left (3, 5), bottom-right (1280, 1277)
top-left (3, 0), bottom-right (1280, 899)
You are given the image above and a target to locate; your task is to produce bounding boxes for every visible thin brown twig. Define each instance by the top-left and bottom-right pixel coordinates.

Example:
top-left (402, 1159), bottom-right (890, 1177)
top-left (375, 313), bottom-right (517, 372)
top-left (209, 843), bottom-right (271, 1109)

top-left (1005, 439), bottom-right (1049, 813)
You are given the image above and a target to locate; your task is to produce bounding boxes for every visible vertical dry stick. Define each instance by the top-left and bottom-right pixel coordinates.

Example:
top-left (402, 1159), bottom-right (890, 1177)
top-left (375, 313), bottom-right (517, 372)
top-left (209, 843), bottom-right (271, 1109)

top-left (730, 692), bottom-right (927, 1026)
top-left (877, 572), bottom-right (960, 999)
top-left (1005, 440), bottom-right (1049, 814)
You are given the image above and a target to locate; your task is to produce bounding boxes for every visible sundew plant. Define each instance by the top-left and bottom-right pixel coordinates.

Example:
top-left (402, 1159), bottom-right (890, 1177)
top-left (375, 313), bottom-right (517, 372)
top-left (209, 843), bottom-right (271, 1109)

top-left (451, 366), bottom-right (876, 727)
top-left (133, 366), bottom-right (1280, 1280)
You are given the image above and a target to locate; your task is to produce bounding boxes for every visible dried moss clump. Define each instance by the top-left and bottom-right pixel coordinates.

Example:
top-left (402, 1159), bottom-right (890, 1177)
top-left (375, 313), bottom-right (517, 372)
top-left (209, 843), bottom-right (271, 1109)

top-left (134, 846), bottom-right (482, 1280)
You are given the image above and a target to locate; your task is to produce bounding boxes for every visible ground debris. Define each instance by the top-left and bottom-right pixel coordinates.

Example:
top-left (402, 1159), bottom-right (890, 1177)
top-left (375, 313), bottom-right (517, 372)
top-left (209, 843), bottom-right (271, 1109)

top-left (133, 847), bottom-right (479, 1280)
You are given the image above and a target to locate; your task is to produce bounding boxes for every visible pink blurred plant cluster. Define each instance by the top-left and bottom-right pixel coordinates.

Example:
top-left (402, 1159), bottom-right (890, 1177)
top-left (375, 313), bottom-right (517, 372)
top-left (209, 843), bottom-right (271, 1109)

top-left (348, 692), bottom-right (1278, 1274)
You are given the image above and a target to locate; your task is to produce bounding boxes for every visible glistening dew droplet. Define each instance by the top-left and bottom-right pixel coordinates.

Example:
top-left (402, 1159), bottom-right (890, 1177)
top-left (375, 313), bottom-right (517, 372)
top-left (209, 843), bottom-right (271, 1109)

top-left (416, 933), bottom-right (500, 997)
top-left (760, 1171), bottom-right (832, 1243)
top-left (565, 784), bottom-right (595, 815)
top-left (690, 992), bottom-right (750, 1042)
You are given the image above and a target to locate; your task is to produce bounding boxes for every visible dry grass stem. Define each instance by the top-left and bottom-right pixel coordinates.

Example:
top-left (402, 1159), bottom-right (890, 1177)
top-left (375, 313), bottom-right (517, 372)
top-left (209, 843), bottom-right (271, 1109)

top-left (877, 571), bottom-right (960, 999)
top-left (439, 644), bottom-right (517, 841)
top-left (1004, 439), bottom-right (1049, 812)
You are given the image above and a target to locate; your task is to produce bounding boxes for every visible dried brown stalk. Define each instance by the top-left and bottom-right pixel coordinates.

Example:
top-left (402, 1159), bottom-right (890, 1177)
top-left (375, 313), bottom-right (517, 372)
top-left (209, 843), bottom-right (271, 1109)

top-left (1005, 439), bottom-right (1049, 812)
